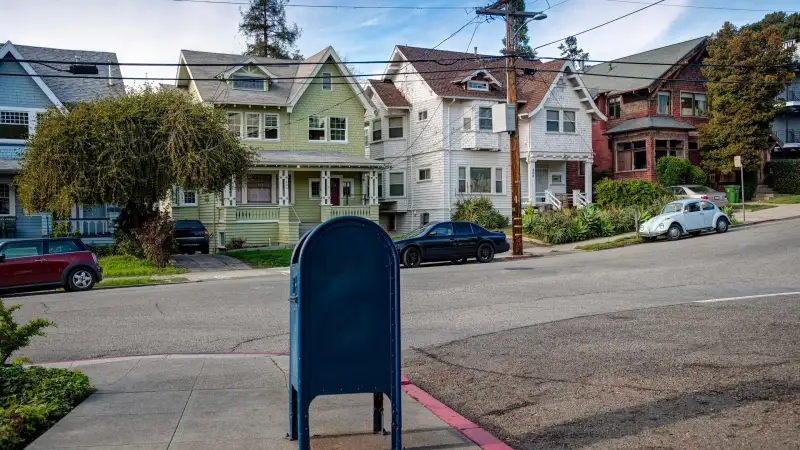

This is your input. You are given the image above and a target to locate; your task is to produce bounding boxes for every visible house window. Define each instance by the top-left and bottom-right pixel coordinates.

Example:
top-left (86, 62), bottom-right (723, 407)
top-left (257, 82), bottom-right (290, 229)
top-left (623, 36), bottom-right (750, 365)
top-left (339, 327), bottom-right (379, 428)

top-left (0, 111), bottom-right (29, 140)
top-left (182, 190), bottom-right (197, 206)
top-left (657, 91), bottom-right (671, 115)
top-left (616, 140), bottom-right (647, 171)
top-left (463, 117), bottom-right (472, 131)
top-left (263, 114), bottom-right (279, 140)
top-left (418, 110), bottom-right (428, 121)
top-left (308, 116), bottom-right (326, 141)
top-left (607, 97), bottom-right (621, 119)
top-left (495, 168), bottom-right (504, 193)
top-left (377, 173), bottom-right (383, 198)
top-left (563, 111), bottom-right (576, 133)
top-left (342, 180), bottom-right (353, 201)
top-left (458, 167), bottom-right (467, 193)
top-left (579, 163), bottom-right (586, 177)
top-left (388, 117), bottom-right (404, 138)
top-left (245, 113), bottom-right (260, 139)
top-left (322, 72), bottom-right (332, 91)
top-left (330, 117), bottom-right (347, 141)
top-left (420, 212), bottom-right (430, 225)
top-left (309, 179), bottom-right (321, 199)
top-left (467, 80), bottom-right (489, 91)
top-left (364, 127), bottom-right (369, 146)
top-left (418, 168), bottom-right (431, 181)
top-left (681, 92), bottom-right (707, 116)
top-left (551, 174), bottom-right (563, 184)
top-left (0, 184), bottom-right (11, 215)
top-left (372, 120), bottom-right (382, 141)
top-left (231, 75), bottom-right (265, 90)
top-left (247, 174), bottom-right (272, 203)
top-left (478, 107), bottom-right (492, 131)
top-left (227, 112), bottom-right (242, 138)
top-left (389, 172), bottom-right (405, 197)
top-left (546, 110), bottom-right (560, 132)
top-left (655, 140), bottom-right (684, 160)
top-left (470, 167), bottom-right (492, 193)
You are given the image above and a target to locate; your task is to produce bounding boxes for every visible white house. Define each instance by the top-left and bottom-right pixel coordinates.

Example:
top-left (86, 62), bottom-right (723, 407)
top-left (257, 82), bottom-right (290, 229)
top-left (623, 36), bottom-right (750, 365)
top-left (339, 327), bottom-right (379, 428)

top-left (365, 46), bottom-right (605, 233)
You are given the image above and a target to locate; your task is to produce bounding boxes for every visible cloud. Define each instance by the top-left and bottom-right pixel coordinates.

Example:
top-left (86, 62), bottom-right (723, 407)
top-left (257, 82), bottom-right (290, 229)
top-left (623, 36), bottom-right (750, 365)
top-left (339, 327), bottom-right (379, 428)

top-left (358, 18), bottom-right (381, 28)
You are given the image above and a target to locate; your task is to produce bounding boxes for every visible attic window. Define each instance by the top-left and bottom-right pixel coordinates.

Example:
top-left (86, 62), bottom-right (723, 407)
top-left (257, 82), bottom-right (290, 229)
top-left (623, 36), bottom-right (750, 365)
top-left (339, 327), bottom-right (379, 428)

top-left (467, 80), bottom-right (489, 91)
top-left (232, 75), bottom-right (266, 90)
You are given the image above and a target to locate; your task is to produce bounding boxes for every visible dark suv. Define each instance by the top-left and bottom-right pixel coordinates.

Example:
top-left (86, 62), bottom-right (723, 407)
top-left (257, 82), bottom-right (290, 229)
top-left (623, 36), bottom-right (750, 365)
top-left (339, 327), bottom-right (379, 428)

top-left (0, 238), bottom-right (103, 294)
top-left (172, 220), bottom-right (210, 254)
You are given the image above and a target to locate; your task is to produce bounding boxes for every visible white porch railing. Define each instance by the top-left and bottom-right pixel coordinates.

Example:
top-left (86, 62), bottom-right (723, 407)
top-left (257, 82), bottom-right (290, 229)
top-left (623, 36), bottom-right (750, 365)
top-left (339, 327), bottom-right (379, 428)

top-left (573, 190), bottom-right (589, 208)
top-left (235, 206), bottom-right (280, 222)
top-left (54, 219), bottom-right (114, 237)
top-left (545, 190), bottom-right (562, 210)
top-left (330, 206), bottom-right (371, 218)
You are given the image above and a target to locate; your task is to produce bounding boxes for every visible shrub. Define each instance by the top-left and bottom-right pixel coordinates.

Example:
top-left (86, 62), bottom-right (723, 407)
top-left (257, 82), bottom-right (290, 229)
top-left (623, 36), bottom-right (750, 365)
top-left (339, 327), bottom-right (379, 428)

top-left (0, 300), bottom-right (55, 365)
top-left (452, 197), bottom-right (509, 230)
top-left (133, 212), bottom-right (174, 268)
top-left (49, 222), bottom-right (78, 238)
top-left (656, 156), bottom-right (707, 187)
top-left (770, 160), bottom-right (800, 194)
top-left (112, 231), bottom-right (145, 259)
top-left (743, 171), bottom-right (758, 201)
top-left (0, 365), bottom-right (91, 449)
top-left (227, 237), bottom-right (247, 250)
top-left (594, 179), bottom-right (673, 208)
top-left (689, 165), bottom-right (707, 185)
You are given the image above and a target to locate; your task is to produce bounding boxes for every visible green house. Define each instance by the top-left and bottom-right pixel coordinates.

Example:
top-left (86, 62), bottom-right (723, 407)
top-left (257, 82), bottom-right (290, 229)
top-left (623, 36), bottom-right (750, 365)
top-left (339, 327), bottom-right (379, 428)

top-left (169, 47), bottom-right (382, 250)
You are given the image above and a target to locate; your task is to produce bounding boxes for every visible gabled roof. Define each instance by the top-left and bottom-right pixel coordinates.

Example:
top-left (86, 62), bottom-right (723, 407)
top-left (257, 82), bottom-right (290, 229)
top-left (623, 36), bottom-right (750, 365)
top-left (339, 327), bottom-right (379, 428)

top-left (1, 41), bottom-right (124, 106)
top-left (582, 37), bottom-right (707, 96)
top-left (605, 116), bottom-right (695, 135)
top-left (219, 57), bottom-right (280, 80)
top-left (521, 59), bottom-right (606, 121)
top-left (367, 79), bottom-right (410, 108)
top-left (519, 59), bottom-right (566, 114)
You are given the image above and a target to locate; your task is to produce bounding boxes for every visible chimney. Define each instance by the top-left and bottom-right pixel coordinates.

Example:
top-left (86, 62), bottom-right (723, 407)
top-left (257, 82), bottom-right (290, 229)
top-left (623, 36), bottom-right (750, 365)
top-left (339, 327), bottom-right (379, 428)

top-left (108, 60), bottom-right (113, 86)
top-left (474, 47), bottom-right (478, 55)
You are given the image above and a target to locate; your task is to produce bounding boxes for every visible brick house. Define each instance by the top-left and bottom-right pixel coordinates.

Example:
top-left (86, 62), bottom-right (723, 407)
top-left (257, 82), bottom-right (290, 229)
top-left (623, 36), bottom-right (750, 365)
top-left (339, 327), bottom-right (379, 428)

top-left (583, 37), bottom-right (708, 182)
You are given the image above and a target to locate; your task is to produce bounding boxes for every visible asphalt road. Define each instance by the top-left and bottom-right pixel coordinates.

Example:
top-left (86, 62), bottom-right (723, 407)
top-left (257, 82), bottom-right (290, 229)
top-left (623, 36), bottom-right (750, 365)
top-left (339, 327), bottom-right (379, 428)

top-left (7, 219), bottom-right (800, 363)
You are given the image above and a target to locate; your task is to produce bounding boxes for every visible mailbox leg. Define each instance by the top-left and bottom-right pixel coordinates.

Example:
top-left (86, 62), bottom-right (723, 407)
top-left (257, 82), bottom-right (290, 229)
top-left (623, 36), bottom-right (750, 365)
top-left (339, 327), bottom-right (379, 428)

top-left (287, 386), bottom-right (298, 441)
top-left (298, 398), bottom-right (312, 450)
top-left (373, 393), bottom-right (384, 434)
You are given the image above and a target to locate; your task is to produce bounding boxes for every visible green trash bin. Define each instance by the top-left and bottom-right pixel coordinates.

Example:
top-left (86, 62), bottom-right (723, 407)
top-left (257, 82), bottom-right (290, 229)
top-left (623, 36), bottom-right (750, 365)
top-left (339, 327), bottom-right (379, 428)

top-left (724, 185), bottom-right (740, 204)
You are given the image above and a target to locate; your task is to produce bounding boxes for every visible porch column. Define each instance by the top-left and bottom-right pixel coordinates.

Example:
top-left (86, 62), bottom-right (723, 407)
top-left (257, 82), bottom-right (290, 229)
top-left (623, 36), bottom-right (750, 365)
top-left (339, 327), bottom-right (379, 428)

top-left (278, 170), bottom-right (290, 206)
top-left (361, 173), bottom-right (368, 206)
top-left (584, 160), bottom-right (593, 203)
top-left (223, 179), bottom-right (236, 207)
top-left (528, 159), bottom-right (536, 205)
top-left (368, 170), bottom-right (378, 205)
top-left (320, 170), bottom-right (331, 206)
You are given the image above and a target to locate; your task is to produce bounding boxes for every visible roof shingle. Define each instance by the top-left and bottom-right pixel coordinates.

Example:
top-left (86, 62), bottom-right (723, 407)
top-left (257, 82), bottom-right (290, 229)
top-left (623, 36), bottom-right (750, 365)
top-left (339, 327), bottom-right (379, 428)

top-left (367, 79), bottom-right (410, 108)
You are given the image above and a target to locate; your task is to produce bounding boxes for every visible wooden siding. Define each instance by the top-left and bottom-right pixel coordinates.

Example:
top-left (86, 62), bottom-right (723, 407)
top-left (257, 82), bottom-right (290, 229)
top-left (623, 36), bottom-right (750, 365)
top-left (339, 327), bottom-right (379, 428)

top-left (0, 59), bottom-right (54, 108)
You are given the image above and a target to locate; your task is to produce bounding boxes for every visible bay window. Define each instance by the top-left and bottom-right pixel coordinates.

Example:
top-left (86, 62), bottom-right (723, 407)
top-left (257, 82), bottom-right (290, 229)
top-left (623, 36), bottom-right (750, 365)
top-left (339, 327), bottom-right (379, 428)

top-left (616, 140), bottom-right (647, 171)
top-left (655, 139), bottom-right (684, 160)
top-left (388, 117), bottom-right (404, 138)
top-left (372, 120), bottom-right (382, 141)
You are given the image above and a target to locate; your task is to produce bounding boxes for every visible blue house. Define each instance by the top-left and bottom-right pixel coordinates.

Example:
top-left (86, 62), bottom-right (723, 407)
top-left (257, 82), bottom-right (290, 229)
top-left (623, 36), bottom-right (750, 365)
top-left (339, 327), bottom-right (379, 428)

top-left (0, 41), bottom-right (124, 243)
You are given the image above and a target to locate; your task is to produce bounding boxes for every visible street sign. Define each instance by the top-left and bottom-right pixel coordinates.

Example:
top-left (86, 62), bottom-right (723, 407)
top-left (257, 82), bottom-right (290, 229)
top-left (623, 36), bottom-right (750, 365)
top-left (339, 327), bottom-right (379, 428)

top-left (734, 156), bottom-right (742, 168)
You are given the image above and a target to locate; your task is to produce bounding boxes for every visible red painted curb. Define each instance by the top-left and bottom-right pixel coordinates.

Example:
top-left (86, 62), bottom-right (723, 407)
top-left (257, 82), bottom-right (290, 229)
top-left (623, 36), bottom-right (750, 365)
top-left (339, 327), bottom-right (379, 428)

top-left (401, 375), bottom-right (513, 450)
top-left (35, 352), bottom-right (289, 365)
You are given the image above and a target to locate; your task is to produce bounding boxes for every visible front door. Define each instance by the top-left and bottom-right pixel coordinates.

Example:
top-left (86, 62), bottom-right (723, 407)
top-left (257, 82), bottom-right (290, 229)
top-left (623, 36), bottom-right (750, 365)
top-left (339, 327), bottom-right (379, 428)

top-left (330, 178), bottom-right (341, 206)
top-left (535, 168), bottom-right (548, 203)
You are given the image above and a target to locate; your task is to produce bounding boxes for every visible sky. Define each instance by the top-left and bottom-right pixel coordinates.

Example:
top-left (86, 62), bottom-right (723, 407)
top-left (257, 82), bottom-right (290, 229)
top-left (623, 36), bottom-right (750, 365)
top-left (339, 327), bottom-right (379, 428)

top-left (1, 0), bottom-right (798, 85)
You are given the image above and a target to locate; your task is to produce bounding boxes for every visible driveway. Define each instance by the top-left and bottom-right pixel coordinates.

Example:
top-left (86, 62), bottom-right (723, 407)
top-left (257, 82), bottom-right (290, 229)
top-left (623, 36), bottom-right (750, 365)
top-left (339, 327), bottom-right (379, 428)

top-left (171, 253), bottom-right (250, 272)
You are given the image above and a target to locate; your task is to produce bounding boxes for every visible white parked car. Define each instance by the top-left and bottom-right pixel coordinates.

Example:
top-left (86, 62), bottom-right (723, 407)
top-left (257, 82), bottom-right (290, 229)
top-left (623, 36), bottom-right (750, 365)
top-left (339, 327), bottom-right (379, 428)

top-left (639, 199), bottom-right (731, 241)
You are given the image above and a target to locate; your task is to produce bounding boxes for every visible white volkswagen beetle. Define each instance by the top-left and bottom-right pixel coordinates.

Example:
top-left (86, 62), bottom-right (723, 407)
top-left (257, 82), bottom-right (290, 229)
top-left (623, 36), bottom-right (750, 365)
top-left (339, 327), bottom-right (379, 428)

top-left (639, 199), bottom-right (731, 241)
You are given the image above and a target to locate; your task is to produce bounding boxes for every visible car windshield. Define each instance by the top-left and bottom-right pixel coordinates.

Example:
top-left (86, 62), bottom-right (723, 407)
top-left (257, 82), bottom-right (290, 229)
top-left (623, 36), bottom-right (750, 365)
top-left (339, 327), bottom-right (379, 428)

top-left (687, 185), bottom-right (712, 193)
top-left (175, 220), bottom-right (204, 229)
top-left (661, 202), bottom-right (683, 214)
top-left (396, 224), bottom-right (434, 240)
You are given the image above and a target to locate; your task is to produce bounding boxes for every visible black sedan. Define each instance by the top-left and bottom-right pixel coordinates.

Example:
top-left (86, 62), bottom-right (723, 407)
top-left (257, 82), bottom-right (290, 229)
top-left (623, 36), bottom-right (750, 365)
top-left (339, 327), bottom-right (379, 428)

top-left (394, 221), bottom-right (510, 268)
top-left (171, 220), bottom-right (210, 254)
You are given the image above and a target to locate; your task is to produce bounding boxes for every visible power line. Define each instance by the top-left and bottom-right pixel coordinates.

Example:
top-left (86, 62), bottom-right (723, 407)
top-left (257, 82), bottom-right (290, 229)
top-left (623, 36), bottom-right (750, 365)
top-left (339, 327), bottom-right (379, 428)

top-left (173, 0), bottom-right (482, 9)
top-left (599, 0), bottom-right (799, 13)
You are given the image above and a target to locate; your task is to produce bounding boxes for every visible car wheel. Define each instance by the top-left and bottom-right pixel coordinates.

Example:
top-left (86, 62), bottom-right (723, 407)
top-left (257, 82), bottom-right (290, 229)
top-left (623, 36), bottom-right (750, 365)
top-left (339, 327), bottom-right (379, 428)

top-left (403, 248), bottom-right (421, 268)
top-left (476, 243), bottom-right (495, 263)
top-left (451, 258), bottom-right (468, 265)
top-left (67, 268), bottom-right (96, 292)
top-left (716, 217), bottom-right (729, 233)
top-left (666, 223), bottom-right (683, 241)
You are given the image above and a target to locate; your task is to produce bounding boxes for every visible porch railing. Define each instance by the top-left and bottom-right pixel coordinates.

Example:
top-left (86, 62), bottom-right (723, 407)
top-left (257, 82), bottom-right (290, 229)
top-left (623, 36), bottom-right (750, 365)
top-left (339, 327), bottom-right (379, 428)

top-left (545, 190), bottom-right (562, 211)
top-left (774, 129), bottom-right (800, 146)
top-left (55, 218), bottom-right (114, 237)
top-left (573, 190), bottom-right (588, 208)
top-left (330, 206), bottom-right (372, 218)
top-left (235, 206), bottom-right (280, 222)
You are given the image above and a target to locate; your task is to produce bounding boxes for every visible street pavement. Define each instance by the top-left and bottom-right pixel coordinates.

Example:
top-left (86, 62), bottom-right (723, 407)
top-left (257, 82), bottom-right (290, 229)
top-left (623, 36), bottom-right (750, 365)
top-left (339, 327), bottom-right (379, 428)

top-left (7, 218), bottom-right (800, 363)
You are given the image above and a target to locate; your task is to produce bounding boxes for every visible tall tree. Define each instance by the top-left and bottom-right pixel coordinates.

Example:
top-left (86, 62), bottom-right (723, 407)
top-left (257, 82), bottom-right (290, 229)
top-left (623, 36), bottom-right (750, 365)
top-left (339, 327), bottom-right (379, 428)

top-left (500, 0), bottom-right (536, 57)
top-left (743, 11), bottom-right (800, 42)
top-left (558, 36), bottom-right (589, 70)
top-left (239, 0), bottom-right (303, 59)
top-left (17, 87), bottom-right (253, 233)
top-left (698, 22), bottom-right (795, 175)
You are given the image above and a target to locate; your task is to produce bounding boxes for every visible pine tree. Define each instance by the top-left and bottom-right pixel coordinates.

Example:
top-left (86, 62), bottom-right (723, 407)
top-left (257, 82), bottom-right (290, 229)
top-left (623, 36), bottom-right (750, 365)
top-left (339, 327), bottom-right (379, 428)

top-left (698, 22), bottom-right (795, 175)
top-left (239, 0), bottom-right (302, 60)
top-left (500, 0), bottom-right (535, 57)
top-left (558, 36), bottom-right (589, 70)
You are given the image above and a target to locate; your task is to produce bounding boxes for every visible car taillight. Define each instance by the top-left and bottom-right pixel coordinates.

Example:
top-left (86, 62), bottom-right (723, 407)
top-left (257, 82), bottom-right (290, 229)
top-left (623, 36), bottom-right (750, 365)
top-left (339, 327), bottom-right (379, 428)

top-left (92, 253), bottom-right (98, 264)
top-left (700, 195), bottom-right (709, 199)
top-left (204, 229), bottom-right (209, 237)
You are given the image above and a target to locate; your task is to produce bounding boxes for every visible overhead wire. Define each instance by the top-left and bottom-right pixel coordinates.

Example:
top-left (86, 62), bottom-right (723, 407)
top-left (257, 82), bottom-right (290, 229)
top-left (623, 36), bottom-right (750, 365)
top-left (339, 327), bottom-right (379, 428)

top-left (172, 0), bottom-right (482, 10)
top-left (598, 0), bottom-right (799, 13)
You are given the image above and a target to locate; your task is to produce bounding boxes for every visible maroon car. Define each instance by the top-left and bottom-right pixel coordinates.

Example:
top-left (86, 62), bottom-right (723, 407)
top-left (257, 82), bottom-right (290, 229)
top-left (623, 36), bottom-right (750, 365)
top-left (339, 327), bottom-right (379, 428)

top-left (0, 238), bottom-right (103, 294)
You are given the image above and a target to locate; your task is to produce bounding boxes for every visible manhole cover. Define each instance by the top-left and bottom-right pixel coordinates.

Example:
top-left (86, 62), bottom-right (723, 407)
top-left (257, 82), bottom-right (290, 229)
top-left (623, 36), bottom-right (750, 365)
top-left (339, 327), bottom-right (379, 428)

top-left (504, 267), bottom-right (533, 271)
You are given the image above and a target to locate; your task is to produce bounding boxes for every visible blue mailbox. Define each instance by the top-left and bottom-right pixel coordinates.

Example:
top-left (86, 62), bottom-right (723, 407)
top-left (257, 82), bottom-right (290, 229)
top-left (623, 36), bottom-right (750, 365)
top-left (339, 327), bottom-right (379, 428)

top-left (288, 216), bottom-right (402, 450)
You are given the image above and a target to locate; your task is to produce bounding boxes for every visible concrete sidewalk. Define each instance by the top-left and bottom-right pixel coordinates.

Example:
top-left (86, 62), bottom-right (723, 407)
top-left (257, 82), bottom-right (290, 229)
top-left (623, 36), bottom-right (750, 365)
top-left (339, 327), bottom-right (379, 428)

top-left (737, 202), bottom-right (800, 223)
top-left (29, 355), bottom-right (483, 450)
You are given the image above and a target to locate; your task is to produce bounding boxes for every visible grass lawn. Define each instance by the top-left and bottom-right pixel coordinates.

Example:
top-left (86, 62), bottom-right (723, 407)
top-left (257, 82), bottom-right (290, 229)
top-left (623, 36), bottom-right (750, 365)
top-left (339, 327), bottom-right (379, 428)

top-left (219, 249), bottom-right (293, 268)
top-left (766, 194), bottom-right (800, 204)
top-left (99, 255), bottom-right (188, 278)
top-left (729, 204), bottom-right (777, 212)
top-left (98, 276), bottom-right (189, 287)
top-left (576, 235), bottom-right (643, 251)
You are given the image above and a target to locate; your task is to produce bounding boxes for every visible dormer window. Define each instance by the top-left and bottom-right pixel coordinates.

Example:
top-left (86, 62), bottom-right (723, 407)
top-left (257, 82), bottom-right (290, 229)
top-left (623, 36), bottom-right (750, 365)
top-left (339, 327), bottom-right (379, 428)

top-left (232, 75), bottom-right (265, 90)
top-left (227, 65), bottom-right (270, 91)
top-left (467, 80), bottom-right (489, 91)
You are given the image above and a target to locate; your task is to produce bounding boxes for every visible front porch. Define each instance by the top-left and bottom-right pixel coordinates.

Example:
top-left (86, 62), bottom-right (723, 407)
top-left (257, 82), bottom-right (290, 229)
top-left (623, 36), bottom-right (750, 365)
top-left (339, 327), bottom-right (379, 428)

top-left (523, 157), bottom-right (593, 210)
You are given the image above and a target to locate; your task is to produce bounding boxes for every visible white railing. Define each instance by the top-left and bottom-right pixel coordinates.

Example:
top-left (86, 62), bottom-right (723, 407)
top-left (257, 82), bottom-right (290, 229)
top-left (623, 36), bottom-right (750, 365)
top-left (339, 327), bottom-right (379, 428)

top-left (330, 206), bottom-right (371, 218)
top-left (573, 190), bottom-right (588, 209)
top-left (55, 219), bottom-right (113, 237)
top-left (236, 206), bottom-right (280, 222)
top-left (545, 190), bottom-right (562, 210)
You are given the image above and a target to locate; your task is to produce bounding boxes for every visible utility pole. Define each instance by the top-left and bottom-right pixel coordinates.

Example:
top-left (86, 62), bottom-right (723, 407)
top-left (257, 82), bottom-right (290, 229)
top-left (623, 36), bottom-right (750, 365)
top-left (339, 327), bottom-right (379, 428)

top-left (477, 2), bottom-right (546, 256)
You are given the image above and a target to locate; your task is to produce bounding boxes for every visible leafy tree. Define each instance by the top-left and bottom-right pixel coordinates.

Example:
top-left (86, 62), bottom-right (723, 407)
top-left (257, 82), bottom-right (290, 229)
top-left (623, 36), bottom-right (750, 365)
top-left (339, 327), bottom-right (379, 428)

top-left (18, 86), bottom-right (253, 233)
top-left (0, 299), bottom-right (55, 365)
top-left (743, 11), bottom-right (800, 42)
top-left (698, 22), bottom-right (795, 175)
top-left (239, 0), bottom-right (303, 59)
top-left (656, 156), bottom-right (707, 186)
top-left (558, 36), bottom-right (589, 69)
top-left (500, 0), bottom-right (536, 58)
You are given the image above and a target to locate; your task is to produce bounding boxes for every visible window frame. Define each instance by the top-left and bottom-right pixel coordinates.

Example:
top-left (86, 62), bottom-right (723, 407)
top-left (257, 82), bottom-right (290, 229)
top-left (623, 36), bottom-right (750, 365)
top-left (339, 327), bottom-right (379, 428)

top-left (231, 74), bottom-right (266, 91)
top-left (388, 171), bottom-right (406, 198)
top-left (46, 239), bottom-right (83, 255)
top-left (321, 72), bottom-right (332, 91)
top-left (0, 183), bottom-right (15, 216)
top-left (180, 189), bottom-right (198, 207)
top-left (308, 115), bottom-right (327, 142)
top-left (308, 178), bottom-right (321, 199)
top-left (372, 119), bottom-right (382, 142)
top-left (615, 140), bottom-right (647, 172)
top-left (227, 112), bottom-right (243, 138)
top-left (420, 212), bottom-right (430, 226)
top-left (607, 96), bottom-right (621, 119)
top-left (0, 240), bottom-right (43, 259)
top-left (478, 107), bottom-right (493, 131)
top-left (418, 110), bottom-right (428, 121)
top-left (680, 91), bottom-right (707, 117)
top-left (377, 172), bottom-right (384, 198)
top-left (562, 110), bottom-right (576, 133)
top-left (466, 80), bottom-right (489, 91)
top-left (463, 117), bottom-right (472, 131)
top-left (546, 110), bottom-right (560, 132)
top-left (418, 167), bottom-right (431, 182)
top-left (244, 112), bottom-right (261, 140)
top-left (459, 166), bottom-right (505, 195)
top-left (263, 113), bottom-right (280, 141)
top-left (388, 116), bottom-right (404, 139)
top-left (657, 91), bottom-right (671, 115)
top-left (329, 116), bottom-right (347, 142)
top-left (0, 108), bottom-right (41, 142)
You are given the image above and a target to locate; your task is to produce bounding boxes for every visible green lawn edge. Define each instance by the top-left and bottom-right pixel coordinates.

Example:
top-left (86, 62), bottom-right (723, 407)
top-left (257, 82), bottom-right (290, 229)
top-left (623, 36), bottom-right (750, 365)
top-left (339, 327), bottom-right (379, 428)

top-left (218, 249), bottom-right (292, 268)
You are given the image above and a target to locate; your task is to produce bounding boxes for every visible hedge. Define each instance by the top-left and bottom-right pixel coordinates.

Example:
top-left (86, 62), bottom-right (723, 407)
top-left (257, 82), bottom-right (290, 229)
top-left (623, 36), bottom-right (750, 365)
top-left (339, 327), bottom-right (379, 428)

top-left (770, 160), bottom-right (800, 194)
top-left (594, 179), bottom-right (673, 208)
top-left (0, 365), bottom-right (91, 449)
top-left (452, 197), bottom-right (509, 229)
top-left (656, 156), bottom-right (707, 186)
